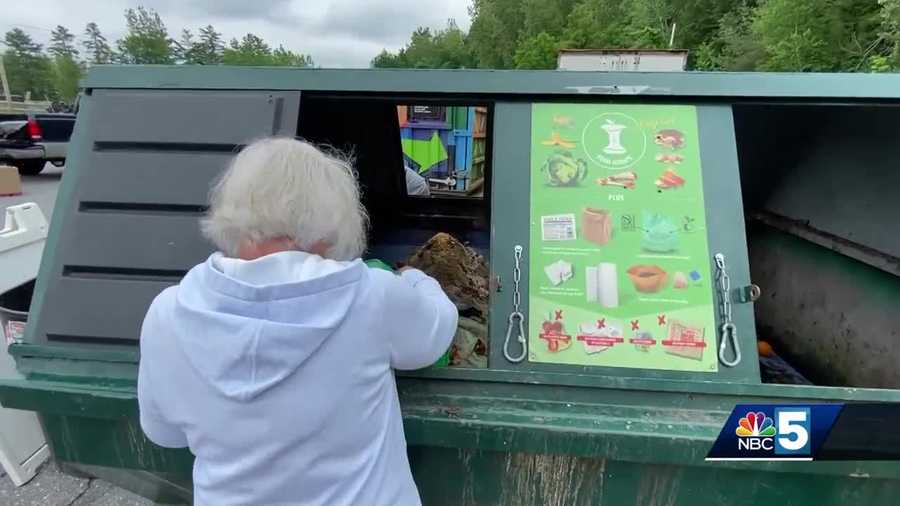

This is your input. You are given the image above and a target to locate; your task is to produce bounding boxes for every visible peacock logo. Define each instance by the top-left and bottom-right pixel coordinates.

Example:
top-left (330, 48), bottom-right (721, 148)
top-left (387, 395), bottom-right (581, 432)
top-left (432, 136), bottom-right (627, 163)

top-left (736, 411), bottom-right (777, 437)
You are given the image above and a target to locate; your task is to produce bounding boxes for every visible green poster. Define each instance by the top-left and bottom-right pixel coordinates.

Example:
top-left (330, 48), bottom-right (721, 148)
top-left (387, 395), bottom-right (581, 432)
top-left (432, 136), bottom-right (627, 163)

top-left (528, 103), bottom-right (718, 373)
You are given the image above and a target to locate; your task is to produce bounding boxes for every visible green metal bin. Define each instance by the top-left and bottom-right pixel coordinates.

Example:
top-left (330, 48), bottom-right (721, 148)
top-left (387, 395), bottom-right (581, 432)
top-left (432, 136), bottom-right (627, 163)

top-left (2, 67), bottom-right (900, 505)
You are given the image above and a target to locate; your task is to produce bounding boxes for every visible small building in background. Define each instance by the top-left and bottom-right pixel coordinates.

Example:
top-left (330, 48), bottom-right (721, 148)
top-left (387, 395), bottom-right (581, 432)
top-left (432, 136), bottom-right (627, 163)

top-left (557, 49), bottom-right (688, 72)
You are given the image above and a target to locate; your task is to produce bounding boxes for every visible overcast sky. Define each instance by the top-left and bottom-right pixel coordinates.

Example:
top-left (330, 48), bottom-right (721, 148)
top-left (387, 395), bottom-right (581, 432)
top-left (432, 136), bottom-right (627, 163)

top-left (2, 0), bottom-right (473, 67)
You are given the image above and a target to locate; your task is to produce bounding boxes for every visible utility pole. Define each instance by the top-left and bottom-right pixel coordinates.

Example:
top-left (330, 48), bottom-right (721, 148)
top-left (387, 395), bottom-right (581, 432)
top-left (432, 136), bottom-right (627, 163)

top-left (0, 54), bottom-right (11, 111)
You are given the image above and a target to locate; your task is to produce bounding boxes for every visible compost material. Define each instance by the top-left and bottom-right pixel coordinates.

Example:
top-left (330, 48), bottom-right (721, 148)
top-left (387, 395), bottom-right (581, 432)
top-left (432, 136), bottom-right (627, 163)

top-left (757, 340), bottom-right (813, 385)
top-left (406, 233), bottom-right (489, 368)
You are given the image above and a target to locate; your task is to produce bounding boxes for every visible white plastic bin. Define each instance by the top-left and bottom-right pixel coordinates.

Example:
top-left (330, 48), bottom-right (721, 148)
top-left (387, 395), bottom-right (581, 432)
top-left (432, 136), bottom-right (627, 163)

top-left (0, 203), bottom-right (49, 486)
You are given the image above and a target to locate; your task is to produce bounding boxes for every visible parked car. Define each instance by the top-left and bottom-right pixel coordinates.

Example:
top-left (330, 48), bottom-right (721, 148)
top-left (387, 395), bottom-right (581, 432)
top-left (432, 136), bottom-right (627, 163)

top-left (0, 112), bottom-right (76, 175)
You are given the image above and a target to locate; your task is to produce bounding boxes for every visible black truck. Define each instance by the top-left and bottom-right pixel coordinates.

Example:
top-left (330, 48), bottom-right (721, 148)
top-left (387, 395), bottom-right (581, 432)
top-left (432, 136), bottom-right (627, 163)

top-left (0, 112), bottom-right (76, 175)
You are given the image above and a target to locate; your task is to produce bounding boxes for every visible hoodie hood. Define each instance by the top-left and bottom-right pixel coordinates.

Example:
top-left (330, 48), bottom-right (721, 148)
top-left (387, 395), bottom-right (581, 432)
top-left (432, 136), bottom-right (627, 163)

top-left (171, 251), bottom-right (364, 401)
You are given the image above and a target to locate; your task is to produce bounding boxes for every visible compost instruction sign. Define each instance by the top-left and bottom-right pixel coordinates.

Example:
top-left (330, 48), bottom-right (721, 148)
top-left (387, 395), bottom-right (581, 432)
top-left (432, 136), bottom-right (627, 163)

top-left (528, 103), bottom-right (718, 372)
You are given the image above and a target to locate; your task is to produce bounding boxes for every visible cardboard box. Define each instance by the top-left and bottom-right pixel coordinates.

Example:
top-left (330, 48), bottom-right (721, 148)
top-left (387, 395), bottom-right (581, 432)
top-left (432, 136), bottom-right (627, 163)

top-left (0, 165), bottom-right (23, 197)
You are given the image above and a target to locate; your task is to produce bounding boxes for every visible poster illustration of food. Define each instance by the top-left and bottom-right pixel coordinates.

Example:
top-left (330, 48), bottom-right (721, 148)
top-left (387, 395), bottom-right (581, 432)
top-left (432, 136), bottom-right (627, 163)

top-left (528, 103), bottom-right (718, 372)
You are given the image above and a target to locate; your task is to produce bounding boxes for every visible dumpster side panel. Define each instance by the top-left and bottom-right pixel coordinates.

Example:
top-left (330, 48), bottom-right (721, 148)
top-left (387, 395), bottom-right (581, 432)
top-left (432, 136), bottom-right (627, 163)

top-left (4, 372), bottom-right (900, 504)
top-left (750, 226), bottom-right (900, 388)
top-left (738, 106), bottom-right (900, 265)
top-left (410, 447), bottom-right (899, 506)
top-left (32, 406), bottom-right (900, 506)
top-left (39, 414), bottom-right (193, 476)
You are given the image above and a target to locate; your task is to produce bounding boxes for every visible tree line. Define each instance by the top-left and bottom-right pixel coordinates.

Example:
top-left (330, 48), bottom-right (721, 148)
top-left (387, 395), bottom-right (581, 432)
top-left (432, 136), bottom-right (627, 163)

top-left (373, 0), bottom-right (900, 72)
top-left (2, 6), bottom-right (315, 105)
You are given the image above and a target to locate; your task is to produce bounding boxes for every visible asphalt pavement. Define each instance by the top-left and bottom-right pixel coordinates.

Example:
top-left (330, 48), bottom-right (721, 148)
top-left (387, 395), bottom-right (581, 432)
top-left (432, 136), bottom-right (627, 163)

top-left (2, 163), bottom-right (64, 220)
top-left (1, 163), bottom-right (157, 504)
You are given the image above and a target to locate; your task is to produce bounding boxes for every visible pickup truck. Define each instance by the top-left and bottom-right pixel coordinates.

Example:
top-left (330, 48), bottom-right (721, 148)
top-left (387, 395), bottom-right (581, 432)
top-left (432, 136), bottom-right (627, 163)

top-left (0, 112), bottom-right (76, 175)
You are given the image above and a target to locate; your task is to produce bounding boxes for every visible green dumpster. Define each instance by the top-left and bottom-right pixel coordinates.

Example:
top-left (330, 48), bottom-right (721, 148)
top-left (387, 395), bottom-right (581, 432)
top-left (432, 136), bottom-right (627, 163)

top-left (2, 66), bottom-right (900, 505)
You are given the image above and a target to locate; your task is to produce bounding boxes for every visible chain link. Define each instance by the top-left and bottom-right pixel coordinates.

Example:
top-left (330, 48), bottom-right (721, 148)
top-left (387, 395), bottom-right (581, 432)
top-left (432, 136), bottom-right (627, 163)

top-left (504, 245), bottom-right (527, 363)
top-left (715, 254), bottom-right (732, 325)
top-left (512, 246), bottom-right (522, 312)
top-left (714, 253), bottom-right (741, 367)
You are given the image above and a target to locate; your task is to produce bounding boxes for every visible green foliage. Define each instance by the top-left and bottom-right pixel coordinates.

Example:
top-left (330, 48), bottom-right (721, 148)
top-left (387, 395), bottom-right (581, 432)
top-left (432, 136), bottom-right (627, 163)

top-left (372, 20), bottom-right (473, 69)
top-left (751, 0), bottom-right (833, 71)
top-left (514, 32), bottom-right (559, 69)
top-left (868, 54), bottom-right (893, 72)
top-left (371, 50), bottom-right (404, 68)
top-left (695, 2), bottom-right (765, 71)
top-left (117, 6), bottom-right (173, 64)
top-left (751, 0), bottom-right (881, 72)
top-left (521, 0), bottom-right (579, 38)
top-left (4, 28), bottom-right (43, 56)
top-left (1, 9), bottom-right (317, 106)
top-left (48, 25), bottom-right (84, 101)
top-left (560, 1), bottom-right (631, 49)
top-left (82, 22), bottom-right (114, 64)
top-left (384, 0), bottom-right (900, 72)
top-left (223, 34), bottom-right (271, 65)
top-left (880, 0), bottom-right (900, 68)
top-left (192, 25), bottom-right (226, 65)
top-left (2, 28), bottom-right (54, 100)
top-left (51, 54), bottom-right (83, 102)
top-left (222, 34), bottom-right (313, 66)
top-left (49, 26), bottom-right (79, 58)
top-left (625, 0), bottom-right (675, 47)
top-left (271, 46), bottom-right (315, 67)
top-left (4, 0), bottom-right (900, 111)
top-left (173, 29), bottom-right (195, 63)
top-left (468, 0), bottom-right (526, 68)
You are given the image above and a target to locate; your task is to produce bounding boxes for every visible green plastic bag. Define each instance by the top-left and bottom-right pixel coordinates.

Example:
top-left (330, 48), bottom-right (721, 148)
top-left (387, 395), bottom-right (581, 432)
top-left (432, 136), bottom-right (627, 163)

top-left (364, 259), bottom-right (450, 368)
top-left (364, 259), bottom-right (394, 271)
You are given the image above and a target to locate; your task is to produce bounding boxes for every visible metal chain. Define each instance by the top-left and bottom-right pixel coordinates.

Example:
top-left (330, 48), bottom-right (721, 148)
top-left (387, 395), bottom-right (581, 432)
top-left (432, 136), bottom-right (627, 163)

top-left (512, 246), bottom-right (522, 313)
top-left (715, 254), bottom-right (732, 324)
top-left (504, 245), bottom-right (527, 363)
top-left (714, 253), bottom-right (741, 367)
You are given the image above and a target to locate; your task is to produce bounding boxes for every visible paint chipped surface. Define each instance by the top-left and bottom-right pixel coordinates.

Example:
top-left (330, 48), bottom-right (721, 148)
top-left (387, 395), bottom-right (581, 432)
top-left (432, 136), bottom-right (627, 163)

top-left (635, 465), bottom-right (683, 506)
top-left (495, 453), bottom-right (606, 506)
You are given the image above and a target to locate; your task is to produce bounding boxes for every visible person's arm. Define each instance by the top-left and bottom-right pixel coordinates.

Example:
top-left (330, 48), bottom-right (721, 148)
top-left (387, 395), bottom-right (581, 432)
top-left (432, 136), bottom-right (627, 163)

top-left (137, 297), bottom-right (189, 448)
top-left (405, 167), bottom-right (431, 197)
top-left (377, 268), bottom-right (458, 370)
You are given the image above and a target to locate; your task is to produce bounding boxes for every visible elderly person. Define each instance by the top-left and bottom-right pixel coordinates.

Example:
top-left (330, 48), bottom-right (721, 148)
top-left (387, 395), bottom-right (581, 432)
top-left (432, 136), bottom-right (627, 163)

top-left (137, 137), bottom-right (458, 506)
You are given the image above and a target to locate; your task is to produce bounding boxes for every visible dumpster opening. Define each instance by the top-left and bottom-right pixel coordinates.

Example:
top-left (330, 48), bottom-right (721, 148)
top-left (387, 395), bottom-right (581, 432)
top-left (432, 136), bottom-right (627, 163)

top-left (0, 279), bottom-right (33, 345)
top-left (734, 103), bottom-right (900, 389)
top-left (298, 96), bottom-right (492, 368)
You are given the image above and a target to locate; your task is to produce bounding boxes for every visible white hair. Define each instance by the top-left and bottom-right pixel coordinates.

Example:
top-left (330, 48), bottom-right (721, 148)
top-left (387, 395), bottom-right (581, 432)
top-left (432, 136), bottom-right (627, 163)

top-left (201, 137), bottom-right (368, 261)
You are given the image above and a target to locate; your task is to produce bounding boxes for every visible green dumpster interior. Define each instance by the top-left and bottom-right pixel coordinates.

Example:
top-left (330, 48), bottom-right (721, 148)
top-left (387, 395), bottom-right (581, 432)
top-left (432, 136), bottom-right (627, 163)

top-left (1, 68), bottom-right (900, 505)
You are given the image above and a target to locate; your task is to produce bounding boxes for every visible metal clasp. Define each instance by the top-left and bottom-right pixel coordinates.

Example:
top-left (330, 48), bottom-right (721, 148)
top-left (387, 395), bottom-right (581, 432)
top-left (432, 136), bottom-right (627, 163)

top-left (503, 311), bottom-right (527, 363)
top-left (503, 245), bottom-right (527, 363)
top-left (718, 322), bottom-right (741, 367)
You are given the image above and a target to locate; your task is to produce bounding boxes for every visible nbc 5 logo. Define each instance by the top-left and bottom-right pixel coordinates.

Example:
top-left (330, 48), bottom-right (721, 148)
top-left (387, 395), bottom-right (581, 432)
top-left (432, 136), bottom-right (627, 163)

top-left (736, 408), bottom-right (811, 455)
top-left (774, 408), bottom-right (811, 455)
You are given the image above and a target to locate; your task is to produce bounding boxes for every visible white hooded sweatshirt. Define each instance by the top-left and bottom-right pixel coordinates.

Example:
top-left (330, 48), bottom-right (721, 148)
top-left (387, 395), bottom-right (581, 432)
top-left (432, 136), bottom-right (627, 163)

top-left (138, 251), bottom-right (458, 506)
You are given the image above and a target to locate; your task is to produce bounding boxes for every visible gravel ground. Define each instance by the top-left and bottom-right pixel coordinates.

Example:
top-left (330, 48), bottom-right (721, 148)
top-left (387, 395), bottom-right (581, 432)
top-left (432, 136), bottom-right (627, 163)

top-left (0, 463), bottom-right (152, 506)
